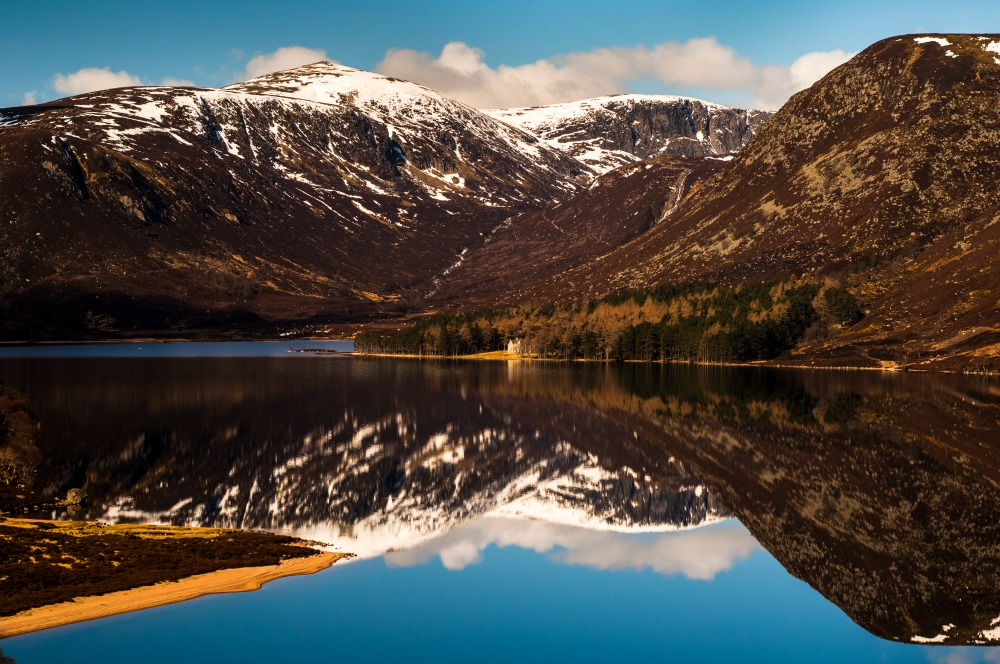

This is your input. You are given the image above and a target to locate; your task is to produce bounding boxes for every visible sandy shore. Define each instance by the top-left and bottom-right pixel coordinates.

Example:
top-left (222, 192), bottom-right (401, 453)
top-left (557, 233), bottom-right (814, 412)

top-left (0, 550), bottom-right (344, 638)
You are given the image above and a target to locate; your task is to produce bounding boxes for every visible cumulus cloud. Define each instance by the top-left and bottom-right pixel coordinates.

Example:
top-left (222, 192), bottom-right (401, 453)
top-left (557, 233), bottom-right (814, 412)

top-left (377, 38), bottom-right (855, 110)
top-left (53, 67), bottom-right (143, 95)
top-left (21, 91), bottom-right (37, 105)
top-left (928, 650), bottom-right (976, 664)
top-left (243, 46), bottom-right (331, 79)
top-left (385, 516), bottom-right (761, 581)
top-left (49, 68), bottom-right (201, 98)
top-left (788, 49), bottom-right (855, 91)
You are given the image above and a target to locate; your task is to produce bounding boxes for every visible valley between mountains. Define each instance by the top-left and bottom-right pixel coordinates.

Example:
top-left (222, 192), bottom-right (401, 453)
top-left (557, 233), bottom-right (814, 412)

top-left (2, 34), bottom-right (999, 372)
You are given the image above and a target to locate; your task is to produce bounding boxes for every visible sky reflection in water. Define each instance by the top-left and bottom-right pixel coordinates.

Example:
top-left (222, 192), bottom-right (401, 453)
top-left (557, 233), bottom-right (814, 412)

top-left (6, 520), bottom-right (998, 664)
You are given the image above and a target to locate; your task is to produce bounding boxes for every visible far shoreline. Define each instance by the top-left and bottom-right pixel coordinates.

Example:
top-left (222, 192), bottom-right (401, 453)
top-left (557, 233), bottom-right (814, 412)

top-left (0, 338), bottom-right (993, 376)
top-left (350, 350), bottom-right (998, 376)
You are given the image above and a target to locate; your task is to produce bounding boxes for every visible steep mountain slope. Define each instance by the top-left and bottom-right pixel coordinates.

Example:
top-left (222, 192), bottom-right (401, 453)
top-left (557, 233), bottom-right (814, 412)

top-left (432, 154), bottom-right (725, 309)
top-left (467, 35), bottom-right (1000, 370)
top-left (0, 63), bottom-right (587, 339)
top-left (487, 95), bottom-right (769, 174)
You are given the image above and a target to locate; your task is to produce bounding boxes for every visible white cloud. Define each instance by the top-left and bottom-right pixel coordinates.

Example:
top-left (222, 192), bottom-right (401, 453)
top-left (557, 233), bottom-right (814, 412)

top-left (377, 39), bottom-right (856, 110)
top-left (928, 650), bottom-right (976, 664)
top-left (788, 49), bottom-right (855, 91)
top-left (243, 46), bottom-right (330, 80)
top-left (21, 91), bottom-right (37, 105)
top-left (52, 67), bottom-right (143, 95)
top-left (160, 77), bottom-right (196, 88)
top-left (385, 516), bottom-right (761, 580)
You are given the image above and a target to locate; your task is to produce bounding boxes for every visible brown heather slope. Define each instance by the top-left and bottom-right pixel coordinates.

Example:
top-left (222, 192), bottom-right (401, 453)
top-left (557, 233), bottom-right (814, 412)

top-left (444, 35), bottom-right (1000, 371)
top-left (431, 154), bottom-right (724, 310)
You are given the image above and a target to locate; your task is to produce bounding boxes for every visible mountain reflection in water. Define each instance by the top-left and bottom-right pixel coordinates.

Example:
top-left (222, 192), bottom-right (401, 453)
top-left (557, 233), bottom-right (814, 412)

top-left (1, 354), bottom-right (998, 646)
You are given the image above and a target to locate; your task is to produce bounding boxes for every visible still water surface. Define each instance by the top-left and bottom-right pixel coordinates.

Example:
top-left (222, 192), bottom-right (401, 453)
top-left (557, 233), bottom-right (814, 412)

top-left (1, 344), bottom-right (998, 663)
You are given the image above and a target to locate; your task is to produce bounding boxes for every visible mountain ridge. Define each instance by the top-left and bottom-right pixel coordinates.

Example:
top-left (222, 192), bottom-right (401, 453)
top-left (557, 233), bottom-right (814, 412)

top-left (5, 37), bottom-right (998, 371)
top-left (487, 93), bottom-right (768, 174)
top-left (0, 62), bottom-right (766, 340)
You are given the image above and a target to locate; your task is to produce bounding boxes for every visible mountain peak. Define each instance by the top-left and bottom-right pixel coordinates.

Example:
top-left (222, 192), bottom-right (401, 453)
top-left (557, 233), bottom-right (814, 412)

top-left (224, 61), bottom-right (459, 113)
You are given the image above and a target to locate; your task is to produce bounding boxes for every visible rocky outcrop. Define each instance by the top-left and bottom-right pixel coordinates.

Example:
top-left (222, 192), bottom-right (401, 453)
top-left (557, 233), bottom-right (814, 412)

top-left (489, 94), bottom-right (770, 173)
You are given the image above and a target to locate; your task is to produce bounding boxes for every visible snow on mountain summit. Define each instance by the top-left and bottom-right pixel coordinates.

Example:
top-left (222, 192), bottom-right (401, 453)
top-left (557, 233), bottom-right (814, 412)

top-left (224, 61), bottom-right (579, 175)
top-left (226, 61), bottom-right (465, 115)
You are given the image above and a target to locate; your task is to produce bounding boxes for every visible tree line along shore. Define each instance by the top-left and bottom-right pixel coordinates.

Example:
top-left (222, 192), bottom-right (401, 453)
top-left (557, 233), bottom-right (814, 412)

top-left (355, 280), bottom-right (864, 363)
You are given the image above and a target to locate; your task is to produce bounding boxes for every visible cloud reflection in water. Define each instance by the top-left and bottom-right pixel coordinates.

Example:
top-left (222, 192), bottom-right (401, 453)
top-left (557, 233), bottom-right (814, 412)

top-left (385, 517), bottom-right (761, 580)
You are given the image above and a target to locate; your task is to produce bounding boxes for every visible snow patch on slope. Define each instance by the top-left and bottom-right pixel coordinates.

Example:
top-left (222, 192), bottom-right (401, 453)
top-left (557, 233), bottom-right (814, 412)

top-left (913, 37), bottom-right (952, 47)
top-left (984, 40), bottom-right (1000, 65)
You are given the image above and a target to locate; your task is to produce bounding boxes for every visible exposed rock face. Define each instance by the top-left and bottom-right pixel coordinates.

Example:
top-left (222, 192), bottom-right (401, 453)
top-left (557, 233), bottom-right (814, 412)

top-left (488, 95), bottom-right (769, 173)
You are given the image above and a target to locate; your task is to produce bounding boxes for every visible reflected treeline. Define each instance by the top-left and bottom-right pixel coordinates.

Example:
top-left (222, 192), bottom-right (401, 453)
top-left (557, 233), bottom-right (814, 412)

top-left (1, 355), bottom-right (998, 644)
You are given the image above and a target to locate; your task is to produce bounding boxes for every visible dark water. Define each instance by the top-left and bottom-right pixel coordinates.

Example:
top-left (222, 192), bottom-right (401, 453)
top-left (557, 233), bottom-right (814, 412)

top-left (1, 347), bottom-right (999, 663)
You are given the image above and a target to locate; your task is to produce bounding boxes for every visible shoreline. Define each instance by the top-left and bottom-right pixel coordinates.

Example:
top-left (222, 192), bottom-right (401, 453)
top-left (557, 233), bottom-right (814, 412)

top-left (0, 338), bottom-right (993, 375)
top-left (0, 547), bottom-right (345, 639)
top-left (351, 351), bottom-right (999, 376)
top-left (0, 337), bottom-right (354, 347)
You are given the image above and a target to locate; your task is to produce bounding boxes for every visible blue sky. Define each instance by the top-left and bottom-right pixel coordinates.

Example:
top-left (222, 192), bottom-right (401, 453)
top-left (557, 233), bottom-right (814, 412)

top-left (3, 0), bottom-right (999, 109)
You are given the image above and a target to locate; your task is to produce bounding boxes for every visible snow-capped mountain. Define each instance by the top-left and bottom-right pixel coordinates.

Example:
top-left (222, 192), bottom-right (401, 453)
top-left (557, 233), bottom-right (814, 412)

top-left (0, 64), bottom-right (768, 339)
top-left (222, 62), bottom-right (588, 206)
top-left (0, 63), bottom-right (589, 337)
top-left (488, 94), bottom-right (770, 174)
